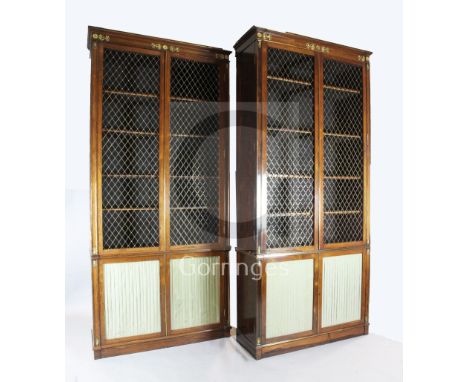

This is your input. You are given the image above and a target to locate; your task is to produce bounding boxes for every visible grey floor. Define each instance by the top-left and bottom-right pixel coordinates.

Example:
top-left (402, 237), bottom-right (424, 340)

top-left (66, 312), bottom-right (402, 382)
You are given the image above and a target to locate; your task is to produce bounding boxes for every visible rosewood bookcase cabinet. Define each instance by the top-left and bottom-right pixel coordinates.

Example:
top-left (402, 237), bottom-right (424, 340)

top-left (235, 27), bottom-right (371, 359)
top-left (88, 27), bottom-right (231, 359)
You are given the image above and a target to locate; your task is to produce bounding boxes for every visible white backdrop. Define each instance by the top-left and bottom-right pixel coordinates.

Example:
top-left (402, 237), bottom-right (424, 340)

top-left (66, 0), bottom-right (402, 342)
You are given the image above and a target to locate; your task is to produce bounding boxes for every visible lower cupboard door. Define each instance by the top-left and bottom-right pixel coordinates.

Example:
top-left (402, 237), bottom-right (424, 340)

top-left (102, 259), bottom-right (163, 342)
top-left (265, 259), bottom-right (314, 340)
top-left (321, 253), bottom-right (362, 328)
top-left (169, 255), bottom-right (221, 331)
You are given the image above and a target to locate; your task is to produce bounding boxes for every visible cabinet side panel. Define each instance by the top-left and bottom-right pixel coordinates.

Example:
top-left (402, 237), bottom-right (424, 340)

top-left (103, 260), bottom-right (161, 339)
top-left (236, 43), bottom-right (258, 250)
top-left (236, 251), bottom-right (259, 345)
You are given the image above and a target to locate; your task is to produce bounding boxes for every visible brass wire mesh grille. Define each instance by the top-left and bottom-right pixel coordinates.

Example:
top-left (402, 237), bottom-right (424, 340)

top-left (169, 58), bottom-right (220, 246)
top-left (101, 49), bottom-right (160, 249)
top-left (266, 48), bottom-right (315, 249)
top-left (323, 59), bottom-right (363, 243)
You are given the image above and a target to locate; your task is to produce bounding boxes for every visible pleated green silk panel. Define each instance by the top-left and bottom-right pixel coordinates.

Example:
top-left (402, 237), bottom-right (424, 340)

top-left (170, 256), bottom-right (220, 330)
top-left (103, 260), bottom-right (161, 340)
top-left (321, 253), bottom-right (362, 327)
top-left (265, 259), bottom-right (314, 339)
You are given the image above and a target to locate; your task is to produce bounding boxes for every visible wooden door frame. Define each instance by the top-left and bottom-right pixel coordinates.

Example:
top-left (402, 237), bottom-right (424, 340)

top-left (259, 252), bottom-right (319, 344)
top-left (164, 51), bottom-right (231, 253)
top-left (97, 254), bottom-right (167, 347)
top-left (317, 247), bottom-right (368, 333)
top-left (165, 251), bottom-right (228, 336)
top-left (91, 42), bottom-right (167, 256)
top-left (259, 41), bottom-right (319, 253)
top-left (318, 55), bottom-right (369, 250)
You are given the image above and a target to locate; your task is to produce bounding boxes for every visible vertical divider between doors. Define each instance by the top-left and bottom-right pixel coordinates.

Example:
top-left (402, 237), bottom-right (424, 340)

top-left (312, 52), bottom-right (322, 332)
top-left (316, 54), bottom-right (325, 250)
top-left (316, 53), bottom-right (324, 331)
top-left (316, 51), bottom-right (325, 329)
top-left (162, 51), bottom-right (171, 335)
top-left (159, 51), bottom-right (167, 255)
top-left (313, 52), bottom-right (321, 252)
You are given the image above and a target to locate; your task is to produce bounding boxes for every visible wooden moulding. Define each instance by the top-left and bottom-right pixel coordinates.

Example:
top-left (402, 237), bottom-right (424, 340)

top-left (234, 26), bottom-right (372, 62)
top-left (89, 26), bottom-right (232, 358)
top-left (95, 327), bottom-right (231, 359)
top-left (88, 26), bottom-right (231, 59)
top-left (235, 324), bottom-right (367, 360)
top-left (234, 27), bottom-right (371, 359)
top-left (93, 250), bottom-right (231, 358)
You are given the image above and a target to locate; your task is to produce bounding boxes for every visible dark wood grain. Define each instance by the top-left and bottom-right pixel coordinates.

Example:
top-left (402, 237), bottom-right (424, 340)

top-left (88, 27), bottom-right (231, 358)
top-left (235, 26), bottom-right (371, 359)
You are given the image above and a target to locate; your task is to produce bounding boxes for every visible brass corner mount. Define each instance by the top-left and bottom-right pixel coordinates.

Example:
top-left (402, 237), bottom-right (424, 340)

top-left (92, 33), bottom-right (110, 42)
top-left (257, 32), bottom-right (272, 48)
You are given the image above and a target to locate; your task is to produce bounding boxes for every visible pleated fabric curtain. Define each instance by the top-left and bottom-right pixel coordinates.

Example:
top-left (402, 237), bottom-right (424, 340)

top-left (321, 253), bottom-right (362, 327)
top-left (104, 260), bottom-right (161, 339)
top-left (266, 259), bottom-right (314, 338)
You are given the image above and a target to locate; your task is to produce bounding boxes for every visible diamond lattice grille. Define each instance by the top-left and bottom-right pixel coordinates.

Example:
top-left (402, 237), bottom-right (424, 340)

top-left (169, 58), bottom-right (220, 246)
top-left (266, 48), bottom-right (315, 249)
top-left (101, 49), bottom-right (160, 249)
top-left (323, 59), bottom-right (363, 243)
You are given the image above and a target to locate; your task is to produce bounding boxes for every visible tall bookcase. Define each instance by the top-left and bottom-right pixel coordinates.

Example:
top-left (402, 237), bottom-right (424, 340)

top-left (235, 27), bottom-right (371, 359)
top-left (88, 27), bottom-right (231, 359)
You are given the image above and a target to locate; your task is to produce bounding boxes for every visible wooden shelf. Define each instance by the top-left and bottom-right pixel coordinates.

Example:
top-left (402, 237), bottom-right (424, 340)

top-left (104, 174), bottom-right (158, 178)
top-left (171, 175), bottom-right (218, 179)
top-left (267, 75), bottom-right (312, 86)
top-left (103, 128), bottom-right (158, 136)
top-left (104, 89), bottom-right (159, 98)
top-left (324, 210), bottom-right (361, 215)
top-left (171, 96), bottom-right (211, 103)
top-left (324, 176), bottom-right (361, 180)
top-left (269, 211), bottom-right (313, 217)
top-left (171, 133), bottom-right (212, 139)
top-left (268, 127), bottom-right (313, 135)
top-left (324, 132), bottom-right (361, 139)
top-left (323, 85), bottom-right (360, 94)
top-left (103, 207), bottom-right (158, 211)
top-left (267, 173), bottom-right (313, 179)
top-left (171, 206), bottom-right (215, 210)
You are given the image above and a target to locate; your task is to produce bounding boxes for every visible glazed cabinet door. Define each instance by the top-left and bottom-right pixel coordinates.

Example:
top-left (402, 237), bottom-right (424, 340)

top-left (95, 45), bottom-right (165, 254)
top-left (262, 45), bottom-right (318, 251)
top-left (167, 54), bottom-right (227, 250)
top-left (319, 58), bottom-right (367, 248)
